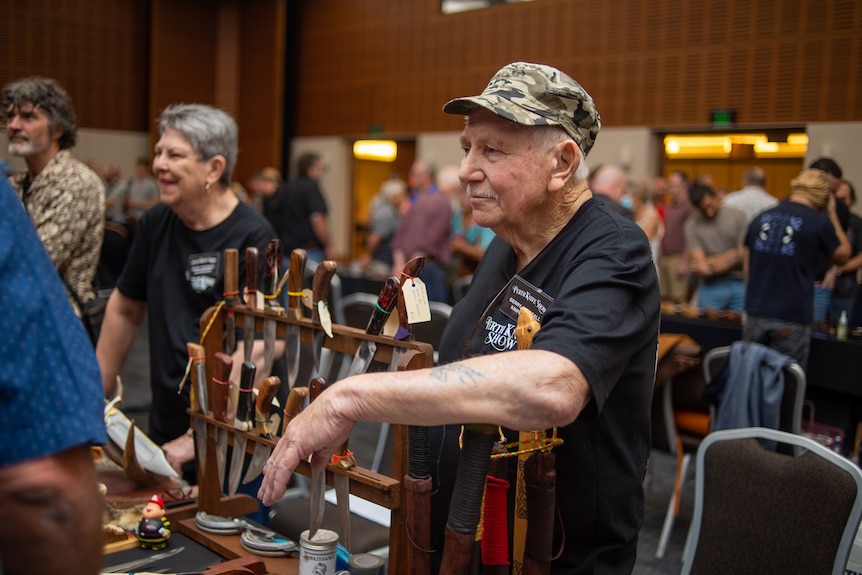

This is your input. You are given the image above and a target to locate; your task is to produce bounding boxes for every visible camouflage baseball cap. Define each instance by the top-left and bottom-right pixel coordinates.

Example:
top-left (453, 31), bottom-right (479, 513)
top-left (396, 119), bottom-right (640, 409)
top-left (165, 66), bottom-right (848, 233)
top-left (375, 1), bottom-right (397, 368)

top-left (443, 62), bottom-right (601, 156)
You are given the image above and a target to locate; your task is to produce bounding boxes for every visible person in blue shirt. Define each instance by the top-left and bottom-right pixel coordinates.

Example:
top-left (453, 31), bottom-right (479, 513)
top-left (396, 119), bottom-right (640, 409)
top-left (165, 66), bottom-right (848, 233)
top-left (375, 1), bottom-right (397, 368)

top-left (0, 173), bottom-right (107, 575)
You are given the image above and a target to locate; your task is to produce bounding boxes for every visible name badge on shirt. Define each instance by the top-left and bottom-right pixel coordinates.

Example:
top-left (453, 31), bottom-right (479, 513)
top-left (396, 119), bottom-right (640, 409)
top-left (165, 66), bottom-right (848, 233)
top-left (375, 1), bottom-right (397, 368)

top-left (499, 275), bottom-right (554, 323)
top-left (188, 251), bottom-right (220, 294)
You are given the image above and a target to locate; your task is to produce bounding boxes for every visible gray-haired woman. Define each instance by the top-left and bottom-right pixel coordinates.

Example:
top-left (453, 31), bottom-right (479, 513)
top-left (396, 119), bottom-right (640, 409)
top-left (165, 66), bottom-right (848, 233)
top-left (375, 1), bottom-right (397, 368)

top-left (97, 104), bottom-right (277, 487)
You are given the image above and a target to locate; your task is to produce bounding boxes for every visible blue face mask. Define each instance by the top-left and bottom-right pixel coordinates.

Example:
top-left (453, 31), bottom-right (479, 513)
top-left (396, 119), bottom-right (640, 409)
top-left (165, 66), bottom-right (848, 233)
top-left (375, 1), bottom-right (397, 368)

top-left (620, 194), bottom-right (634, 211)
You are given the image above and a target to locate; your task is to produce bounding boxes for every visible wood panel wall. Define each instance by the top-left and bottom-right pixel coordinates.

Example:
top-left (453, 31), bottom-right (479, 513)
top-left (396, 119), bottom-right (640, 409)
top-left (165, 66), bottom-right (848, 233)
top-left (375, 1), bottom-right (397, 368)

top-left (148, 0), bottom-right (285, 183)
top-left (1, 0), bottom-right (150, 132)
top-left (294, 0), bottom-right (862, 137)
top-left (3, 0), bottom-right (860, 172)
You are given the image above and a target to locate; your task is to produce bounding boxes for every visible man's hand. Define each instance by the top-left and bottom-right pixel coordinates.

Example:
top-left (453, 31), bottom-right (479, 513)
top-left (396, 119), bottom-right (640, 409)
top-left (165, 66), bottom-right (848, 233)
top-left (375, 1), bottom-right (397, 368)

top-left (689, 259), bottom-right (713, 279)
top-left (258, 386), bottom-right (356, 506)
top-left (163, 432), bottom-right (195, 476)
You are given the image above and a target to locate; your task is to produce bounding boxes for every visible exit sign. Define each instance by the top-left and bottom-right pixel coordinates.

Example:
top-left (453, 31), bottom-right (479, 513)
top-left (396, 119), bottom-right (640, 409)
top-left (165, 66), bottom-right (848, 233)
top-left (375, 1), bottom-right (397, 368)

top-left (710, 108), bottom-right (736, 127)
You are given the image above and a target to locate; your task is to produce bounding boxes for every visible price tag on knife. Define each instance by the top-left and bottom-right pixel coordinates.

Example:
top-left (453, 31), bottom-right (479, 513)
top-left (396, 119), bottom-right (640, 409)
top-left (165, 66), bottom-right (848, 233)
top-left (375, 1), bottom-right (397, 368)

top-left (402, 277), bottom-right (431, 324)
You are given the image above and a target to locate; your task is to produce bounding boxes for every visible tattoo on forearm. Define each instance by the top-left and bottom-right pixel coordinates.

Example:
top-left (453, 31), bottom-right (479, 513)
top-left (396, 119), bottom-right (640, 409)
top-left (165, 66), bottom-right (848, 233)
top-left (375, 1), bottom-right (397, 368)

top-left (431, 363), bottom-right (483, 384)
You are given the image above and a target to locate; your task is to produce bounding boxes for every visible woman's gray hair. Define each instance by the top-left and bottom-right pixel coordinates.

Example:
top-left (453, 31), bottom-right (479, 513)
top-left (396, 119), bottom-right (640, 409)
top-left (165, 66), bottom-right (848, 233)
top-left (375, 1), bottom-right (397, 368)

top-left (157, 103), bottom-right (238, 186)
top-left (532, 125), bottom-right (590, 183)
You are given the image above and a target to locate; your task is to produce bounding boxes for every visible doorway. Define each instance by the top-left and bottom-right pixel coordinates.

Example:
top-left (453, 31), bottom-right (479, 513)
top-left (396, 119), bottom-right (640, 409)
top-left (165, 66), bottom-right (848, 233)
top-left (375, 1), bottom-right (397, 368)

top-left (349, 140), bottom-right (416, 260)
top-left (660, 131), bottom-right (807, 197)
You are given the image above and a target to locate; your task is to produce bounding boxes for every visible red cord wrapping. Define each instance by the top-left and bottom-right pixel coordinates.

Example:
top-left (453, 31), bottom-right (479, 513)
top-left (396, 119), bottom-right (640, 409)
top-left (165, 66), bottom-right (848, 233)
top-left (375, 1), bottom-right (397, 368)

top-left (481, 475), bottom-right (510, 566)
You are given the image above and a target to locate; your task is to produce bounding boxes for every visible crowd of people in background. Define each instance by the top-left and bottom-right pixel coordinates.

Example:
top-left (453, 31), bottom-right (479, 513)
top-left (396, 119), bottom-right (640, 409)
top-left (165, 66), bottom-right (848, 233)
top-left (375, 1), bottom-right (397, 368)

top-left (3, 69), bottom-right (861, 574)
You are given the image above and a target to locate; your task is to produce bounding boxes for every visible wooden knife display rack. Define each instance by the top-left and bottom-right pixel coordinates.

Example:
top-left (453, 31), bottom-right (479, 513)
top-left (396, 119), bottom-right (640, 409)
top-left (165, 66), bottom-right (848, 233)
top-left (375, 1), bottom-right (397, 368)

top-left (183, 304), bottom-right (434, 574)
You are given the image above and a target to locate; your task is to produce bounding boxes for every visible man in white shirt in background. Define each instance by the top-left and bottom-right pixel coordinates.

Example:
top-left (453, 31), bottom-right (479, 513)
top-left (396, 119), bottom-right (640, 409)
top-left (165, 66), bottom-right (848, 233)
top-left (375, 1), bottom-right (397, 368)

top-left (722, 166), bottom-right (778, 223)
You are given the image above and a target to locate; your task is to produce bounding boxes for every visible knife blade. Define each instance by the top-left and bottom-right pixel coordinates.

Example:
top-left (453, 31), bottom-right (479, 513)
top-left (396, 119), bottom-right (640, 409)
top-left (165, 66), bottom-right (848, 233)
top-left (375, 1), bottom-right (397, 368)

top-left (308, 376), bottom-right (328, 539)
top-left (284, 249), bottom-right (307, 394)
top-left (261, 239), bottom-right (282, 378)
top-left (243, 246), bottom-right (260, 364)
top-left (345, 276), bottom-right (400, 378)
top-left (103, 545), bottom-right (185, 573)
top-left (311, 260), bottom-right (338, 378)
top-left (212, 351), bottom-right (234, 492)
top-left (228, 360), bottom-right (256, 495)
top-left (224, 248), bottom-right (239, 354)
top-left (242, 375), bottom-right (284, 485)
top-left (186, 342), bottom-right (209, 475)
top-left (388, 256), bottom-right (426, 372)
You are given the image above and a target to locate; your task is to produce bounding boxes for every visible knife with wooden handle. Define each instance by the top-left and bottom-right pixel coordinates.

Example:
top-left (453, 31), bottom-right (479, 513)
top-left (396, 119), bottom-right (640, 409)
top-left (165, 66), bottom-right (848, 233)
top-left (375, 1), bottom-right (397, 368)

top-left (280, 384), bottom-right (308, 435)
top-left (311, 261), bottom-right (338, 379)
top-left (242, 375), bottom-right (283, 485)
top-left (187, 342), bottom-right (209, 476)
top-left (224, 248), bottom-right (239, 354)
top-left (307, 376), bottom-right (328, 539)
top-left (212, 351), bottom-right (234, 492)
top-left (284, 249), bottom-right (307, 395)
top-left (228, 360), bottom-right (256, 495)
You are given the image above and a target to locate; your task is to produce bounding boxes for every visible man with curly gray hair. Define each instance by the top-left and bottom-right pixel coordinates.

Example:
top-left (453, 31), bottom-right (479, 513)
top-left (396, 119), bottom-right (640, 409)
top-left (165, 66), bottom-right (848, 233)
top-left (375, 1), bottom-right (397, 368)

top-left (3, 76), bottom-right (104, 322)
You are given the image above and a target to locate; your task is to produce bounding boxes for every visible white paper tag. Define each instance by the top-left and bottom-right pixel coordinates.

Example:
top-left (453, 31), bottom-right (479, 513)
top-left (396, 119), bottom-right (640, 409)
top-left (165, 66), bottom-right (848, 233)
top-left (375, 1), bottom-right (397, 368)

top-left (318, 301), bottom-right (334, 338)
top-left (255, 290), bottom-right (265, 311)
top-left (402, 278), bottom-right (431, 324)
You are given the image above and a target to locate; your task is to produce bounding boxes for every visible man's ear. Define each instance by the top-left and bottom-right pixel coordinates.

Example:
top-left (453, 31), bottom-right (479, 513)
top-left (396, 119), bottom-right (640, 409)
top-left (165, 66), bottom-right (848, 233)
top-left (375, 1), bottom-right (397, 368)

top-left (206, 155), bottom-right (226, 186)
top-left (548, 139), bottom-right (578, 193)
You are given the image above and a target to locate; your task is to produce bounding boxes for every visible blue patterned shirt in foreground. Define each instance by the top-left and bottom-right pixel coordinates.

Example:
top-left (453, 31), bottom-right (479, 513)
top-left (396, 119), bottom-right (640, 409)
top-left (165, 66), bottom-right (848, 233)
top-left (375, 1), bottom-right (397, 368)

top-left (0, 174), bottom-right (106, 467)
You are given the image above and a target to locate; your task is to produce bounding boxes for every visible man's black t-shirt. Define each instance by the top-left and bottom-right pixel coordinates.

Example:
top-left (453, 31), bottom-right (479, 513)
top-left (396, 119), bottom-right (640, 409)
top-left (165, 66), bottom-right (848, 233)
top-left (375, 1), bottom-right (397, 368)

top-left (432, 198), bottom-right (660, 574)
top-left (264, 176), bottom-right (328, 253)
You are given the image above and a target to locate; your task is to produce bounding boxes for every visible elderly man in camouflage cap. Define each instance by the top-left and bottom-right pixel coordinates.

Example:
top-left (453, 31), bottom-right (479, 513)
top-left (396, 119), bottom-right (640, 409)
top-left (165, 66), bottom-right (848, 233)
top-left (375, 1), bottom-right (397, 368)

top-left (260, 63), bottom-right (659, 574)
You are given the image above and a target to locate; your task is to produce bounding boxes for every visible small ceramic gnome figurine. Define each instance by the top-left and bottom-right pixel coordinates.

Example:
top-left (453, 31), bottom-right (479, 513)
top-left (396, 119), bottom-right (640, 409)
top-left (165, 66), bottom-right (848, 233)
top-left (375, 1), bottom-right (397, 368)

top-left (136, 494), bottom-right (171, 549)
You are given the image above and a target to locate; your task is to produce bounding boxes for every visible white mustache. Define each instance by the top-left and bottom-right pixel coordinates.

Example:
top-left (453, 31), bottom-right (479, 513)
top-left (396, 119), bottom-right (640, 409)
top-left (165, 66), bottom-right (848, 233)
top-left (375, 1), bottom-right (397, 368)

top-left (466, 185), bottom-right (497, 201)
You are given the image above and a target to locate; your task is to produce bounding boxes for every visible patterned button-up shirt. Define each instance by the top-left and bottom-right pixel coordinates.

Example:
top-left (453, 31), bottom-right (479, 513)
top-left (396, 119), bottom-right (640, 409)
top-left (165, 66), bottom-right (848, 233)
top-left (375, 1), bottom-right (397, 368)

top-left (10, 149), bottom-right (105, 312)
